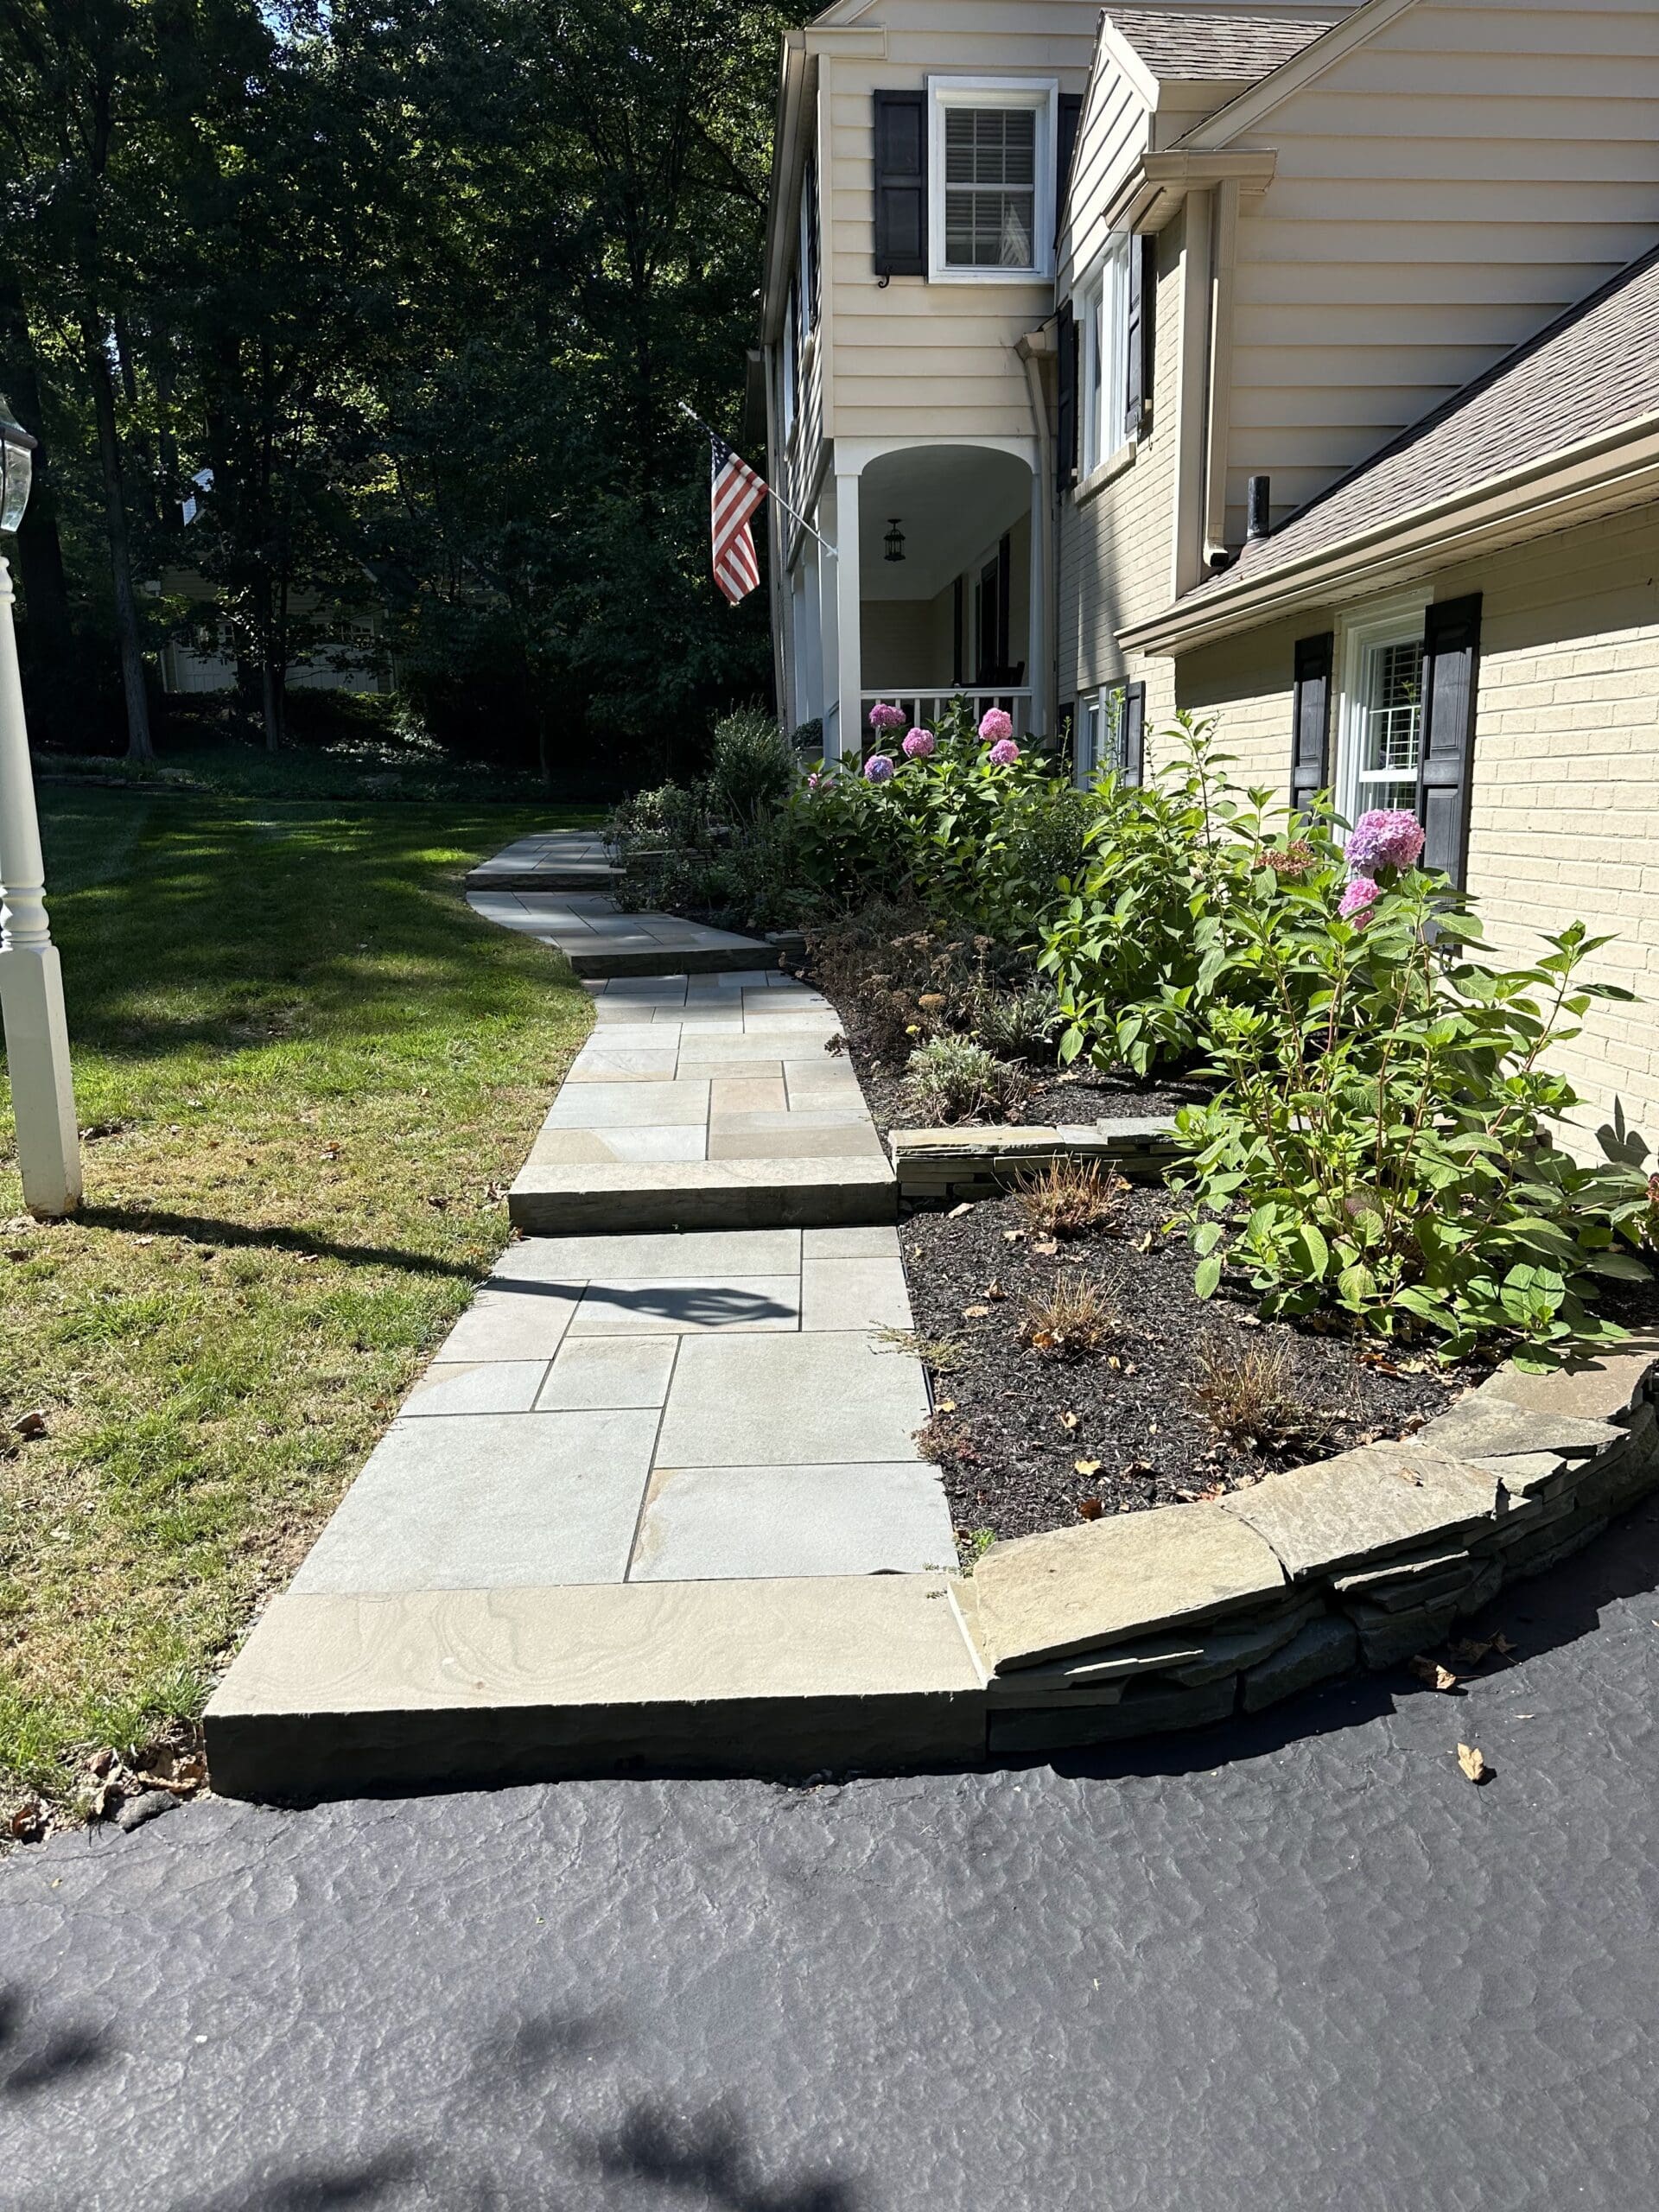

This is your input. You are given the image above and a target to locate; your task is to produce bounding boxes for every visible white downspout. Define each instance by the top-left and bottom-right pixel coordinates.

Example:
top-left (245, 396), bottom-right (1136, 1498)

top-left (1018, 328), bottom-right (1055, 741)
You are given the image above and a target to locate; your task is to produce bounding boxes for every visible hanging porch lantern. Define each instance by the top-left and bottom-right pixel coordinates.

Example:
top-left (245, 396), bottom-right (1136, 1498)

top-left (883, 516), bottom-right (906, 564)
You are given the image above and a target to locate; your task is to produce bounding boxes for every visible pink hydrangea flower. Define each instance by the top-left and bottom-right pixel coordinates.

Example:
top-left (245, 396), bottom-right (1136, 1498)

top-left (868, 702), bottom-right (906, 734)
top-left (978, 708), bottom-right (1014, 745)
top-left (988, 736), bottom-right (1020, 767)
top-left (902, 727), bottom-right (936, 759)
top-left (1338, 875), bottom-right (1382, 923)
top-left (1345, 808), bottom-right (1425, 874)
top-left (864, 753), bottom-right (895, 784)
top-left (805, 772), bottom-right (820, 792)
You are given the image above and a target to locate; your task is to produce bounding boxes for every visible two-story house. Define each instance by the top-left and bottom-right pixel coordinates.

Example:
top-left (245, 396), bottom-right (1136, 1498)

top-left (1052, 0), bottom-right (1659, 1147)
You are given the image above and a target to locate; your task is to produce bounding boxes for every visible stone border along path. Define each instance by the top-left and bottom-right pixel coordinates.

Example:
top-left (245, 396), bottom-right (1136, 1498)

top-left (202, 837), bottom-right (1659, 1799)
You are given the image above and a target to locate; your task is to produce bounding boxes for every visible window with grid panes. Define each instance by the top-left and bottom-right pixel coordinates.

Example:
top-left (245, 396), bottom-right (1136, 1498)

top-left (944, 107), bottom-right (1036, 269)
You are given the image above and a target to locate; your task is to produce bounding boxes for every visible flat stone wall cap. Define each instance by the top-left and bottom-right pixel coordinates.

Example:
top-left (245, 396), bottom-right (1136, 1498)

top-left (1422, 1394), bottom-right (1624, 1462)
top-left (1219, 1443), bottom-right (1498, 1583)
top-left (971, 1503), bottom-right (1287, 1674)
top-left (1478, 1338), bottom-right (1659, 1426)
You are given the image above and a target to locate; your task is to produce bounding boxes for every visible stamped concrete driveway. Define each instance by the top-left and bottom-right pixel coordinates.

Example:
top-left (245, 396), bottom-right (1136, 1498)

top-left (7, 1495), bottom-right (1659, 2211)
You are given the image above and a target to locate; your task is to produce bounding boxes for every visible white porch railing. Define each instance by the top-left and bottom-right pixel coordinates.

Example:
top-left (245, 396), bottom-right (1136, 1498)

top-left (860, 689), bottom-right (1034, 741)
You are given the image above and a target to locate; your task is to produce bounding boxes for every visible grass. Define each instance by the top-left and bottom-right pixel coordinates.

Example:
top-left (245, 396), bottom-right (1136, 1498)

top-left (0, 787), bottom-right (593, 1814)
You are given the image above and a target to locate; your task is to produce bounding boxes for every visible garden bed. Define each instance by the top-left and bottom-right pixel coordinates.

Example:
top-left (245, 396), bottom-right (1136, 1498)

top-left (846, 1041), bottom-right (1209, 1150)
top-left (899, 1181), bottom-right (1481, 1545)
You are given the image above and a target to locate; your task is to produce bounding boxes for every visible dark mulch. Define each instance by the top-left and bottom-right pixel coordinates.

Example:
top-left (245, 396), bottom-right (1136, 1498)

top-left (899, 1181), bottom-right (1482, 1544)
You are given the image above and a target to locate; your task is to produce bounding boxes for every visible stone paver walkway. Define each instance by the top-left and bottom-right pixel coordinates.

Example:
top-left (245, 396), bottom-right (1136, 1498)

top-left (470, 885), bottom-right (771, 979)
top-left (202, 835), bottom-right (954, 1793)
top-left (508, 970), bottom-right (895, 1232)
top-left (289, 1223), bottom-right (950, 1592)
top-left (463, 826), bottom-right (615, 893)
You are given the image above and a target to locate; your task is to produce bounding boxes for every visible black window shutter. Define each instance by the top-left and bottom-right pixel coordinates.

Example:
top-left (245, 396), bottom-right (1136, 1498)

top-left (1122, 681), bottom-right (1146, 785)
top-left (1290, 632), bottom-right (1333, 815)
top-left (1416, 594), bottom-right (1482, 887)
top-left (1123, 232), bottom-right (1145, 442)
top-left (1135, 235), bottom-right (1155, 431)
top-left (1056, 302), bottom-right (1077, 490)
top-left (873, 92), bottom-right (926, 278)
top-left (805, 153), bottom-right (821, 327)
top-left (1057, 92), bottom-right (1083, 234)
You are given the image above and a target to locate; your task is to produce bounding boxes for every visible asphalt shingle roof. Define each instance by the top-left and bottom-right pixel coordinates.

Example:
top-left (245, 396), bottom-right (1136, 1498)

top-left (1190, 240), bottom-right (1659, 601)
top-left (1102, 7), bottom-right (1334, 82)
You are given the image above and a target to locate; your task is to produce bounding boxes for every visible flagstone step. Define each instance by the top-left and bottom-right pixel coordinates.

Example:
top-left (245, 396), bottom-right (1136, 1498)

top-left (508, 1155), bottom-right (896, 1233)
top-left (464, 864), bottom-right (618, 893)
top-left (204, 1575), bottom-right (988, 1798)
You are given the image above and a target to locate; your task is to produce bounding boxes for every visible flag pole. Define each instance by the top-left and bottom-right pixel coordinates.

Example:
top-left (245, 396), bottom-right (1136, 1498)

top-left (677, 401), bottom-right (838, 560)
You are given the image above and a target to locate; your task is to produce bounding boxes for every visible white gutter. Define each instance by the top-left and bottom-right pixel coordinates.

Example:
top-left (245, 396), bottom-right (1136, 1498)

top-left (1120, 414), bottom-right (1659, 654)
top-left (1017, 327), bottom-right (1056, 740)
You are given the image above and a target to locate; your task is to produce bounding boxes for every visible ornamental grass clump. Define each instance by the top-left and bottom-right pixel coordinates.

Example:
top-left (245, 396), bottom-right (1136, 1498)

top-left (1170, 859), bottom-right (1655, 1364)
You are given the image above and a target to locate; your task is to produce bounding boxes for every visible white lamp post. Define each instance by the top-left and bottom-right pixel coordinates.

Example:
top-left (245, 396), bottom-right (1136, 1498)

top-left (0, 397), bottom-right (81, 1217)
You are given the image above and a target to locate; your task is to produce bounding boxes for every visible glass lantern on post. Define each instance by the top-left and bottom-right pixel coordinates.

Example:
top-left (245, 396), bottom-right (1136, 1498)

top-left (0, 391), bottom-right (80, 1216)
top-left (0, 397), bottom-right (35, 534)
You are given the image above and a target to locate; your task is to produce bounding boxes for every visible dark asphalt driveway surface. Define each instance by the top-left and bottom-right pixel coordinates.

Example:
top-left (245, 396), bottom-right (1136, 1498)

top-left (6, 1498), bottom-right (1659, 2212)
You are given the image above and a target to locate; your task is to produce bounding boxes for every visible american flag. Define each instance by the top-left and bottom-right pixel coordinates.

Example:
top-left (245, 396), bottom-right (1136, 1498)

top-left (709, 431), bottom-right (768, 603)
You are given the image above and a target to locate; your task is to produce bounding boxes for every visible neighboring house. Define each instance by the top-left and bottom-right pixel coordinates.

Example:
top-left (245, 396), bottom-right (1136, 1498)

top-left (148, 568), bottom-right (393, 696)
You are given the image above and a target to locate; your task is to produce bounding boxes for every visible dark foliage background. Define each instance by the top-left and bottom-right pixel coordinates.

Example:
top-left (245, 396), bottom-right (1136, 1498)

top-left (0, 0), bottom-right (799, 795)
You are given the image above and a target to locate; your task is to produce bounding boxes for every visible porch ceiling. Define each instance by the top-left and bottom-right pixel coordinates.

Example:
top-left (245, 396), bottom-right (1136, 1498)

top-left (858, 446), bottom-right (1032, 603)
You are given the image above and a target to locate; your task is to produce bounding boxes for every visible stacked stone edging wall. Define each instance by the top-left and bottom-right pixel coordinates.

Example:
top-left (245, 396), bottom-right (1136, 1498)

top-left (964, 1345), bottom-right (1659, 1754)
top-left (892, 1119), bottom-right (1178, 1204)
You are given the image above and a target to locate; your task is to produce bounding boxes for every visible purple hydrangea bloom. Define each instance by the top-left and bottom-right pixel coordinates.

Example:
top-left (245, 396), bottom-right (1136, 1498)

top-left (868, 702), bottom-right (906, 734)
top-left (987, 736), bottom-right (1020, 767)
top-left (902, 727), bottom-right (936, 759)
top-left (1345, 808), bottom-right (1425, 874)
top-left (804, 772), bottom-right (820, 792)
top-left (978, 708), bottom-right (1014, 745)
top-left (1338, 875), bottom-right (1382, 923)
top-left (864, 753), bottom-right (895, 784)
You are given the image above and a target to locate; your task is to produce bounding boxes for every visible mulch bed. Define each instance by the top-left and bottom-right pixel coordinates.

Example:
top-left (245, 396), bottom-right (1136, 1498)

top-left (899, 1181), bottom-right (1483, 1544)
top-left (836, 1033), bottom-right (1210, 1149)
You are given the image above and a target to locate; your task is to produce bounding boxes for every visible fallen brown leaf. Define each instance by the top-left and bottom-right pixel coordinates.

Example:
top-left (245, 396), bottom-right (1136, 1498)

top-left (13, 1410), bottom-right (48, 1440)
top-left (1076, 1497), bottom-right (1103, 1521)
top-left (947, 1202), bottom-right (973, 1219)
top-left (7, 1800), bottom-right (45, 1842)
top-left (1451, 1637), bottom-right (1495, 1666)
top-left (1456, 1743), bottom-right (1491, 1784)
top-left (1395, 1465), bottom-right (1424, 1487)
top-left (1410, 1657), bottom-right (1459, 1693)
top-left (1492, 1633), bottom-right (1517, 1657)
top-left (1031, 1239), bottom-right (1059, 1258)
top-left (1073, 1459), bottom-right (1103, 1478)
top-left (982, 1281), bottom-right (1006, 1302)
top-left (961, 1304), bottom-right (990, 1320)
top-left (1058, 1411), bottom-right (1080, 1432)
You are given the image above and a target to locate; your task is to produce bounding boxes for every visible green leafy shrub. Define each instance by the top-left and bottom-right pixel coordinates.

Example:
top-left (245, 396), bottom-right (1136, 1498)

top-left (1039, 716), bottom-right (1303, 1077)
top-left (902, 1035), bottom-right (1033, 1125)
top-left (1169, 862), bottom-right (1654, 1363)
top-left (708, 708), bottom-right (796, 824)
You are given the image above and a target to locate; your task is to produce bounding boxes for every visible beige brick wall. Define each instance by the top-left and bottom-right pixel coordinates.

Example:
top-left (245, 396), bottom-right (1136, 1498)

top-left (1158, 507), bottom-right (1659, 1155)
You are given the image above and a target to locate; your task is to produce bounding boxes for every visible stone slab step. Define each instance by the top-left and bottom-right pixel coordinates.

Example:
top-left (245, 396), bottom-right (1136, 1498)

top-left (566, 941), bottom-right (775, 981)
top-left (464, 865), bottom-right (618, 892)
top-left (509, 1156), bottom-right (897, 1234)
top-left (204, 1575), bottom-right (987, 1798)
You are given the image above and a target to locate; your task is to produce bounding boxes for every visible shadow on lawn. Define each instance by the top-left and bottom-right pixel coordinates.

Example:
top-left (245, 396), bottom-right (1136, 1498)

top-left (78, 1206), bottom-right (485, 1282)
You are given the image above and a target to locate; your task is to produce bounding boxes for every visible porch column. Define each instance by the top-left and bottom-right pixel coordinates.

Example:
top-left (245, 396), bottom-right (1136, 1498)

top-left (834, 465), bottom-right (861, 760)
top-left (817, 482), bottom-right (841, 755)
top-left (1027, 458), bottom-right (1047, 739)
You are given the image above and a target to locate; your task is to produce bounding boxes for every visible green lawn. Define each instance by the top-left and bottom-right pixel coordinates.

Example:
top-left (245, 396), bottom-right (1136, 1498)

top-left (0, 790), bottom-right (592, 1815)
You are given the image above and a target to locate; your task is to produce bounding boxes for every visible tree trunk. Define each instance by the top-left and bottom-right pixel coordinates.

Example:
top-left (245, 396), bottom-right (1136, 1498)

top-left (81, 317), bottom-right (154, 762)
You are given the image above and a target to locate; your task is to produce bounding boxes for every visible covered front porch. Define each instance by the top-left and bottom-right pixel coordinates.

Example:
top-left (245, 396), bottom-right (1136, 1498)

top-left (783, 437), bottom-right (1046, 757)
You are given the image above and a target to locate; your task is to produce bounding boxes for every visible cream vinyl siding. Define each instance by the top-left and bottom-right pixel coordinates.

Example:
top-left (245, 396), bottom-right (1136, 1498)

top-left (1167, 506), bottom-right (1659, 1150)
top-left (1218, 0), bottom-right (1659, 544)
top-left (1058, 56), bottom-right (1150, 296)
top-left (1058, 211), bottom-right (1185, 738)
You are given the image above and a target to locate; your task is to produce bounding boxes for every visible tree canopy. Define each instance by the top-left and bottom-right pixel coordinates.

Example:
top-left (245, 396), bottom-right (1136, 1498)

top-left (0, 0), bottom-right (798, 788)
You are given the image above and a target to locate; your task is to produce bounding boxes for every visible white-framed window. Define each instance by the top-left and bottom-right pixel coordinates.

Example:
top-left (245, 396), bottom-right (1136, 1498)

top-left (1076, 681), bottom-right (1135, 783)
top-left (927, 77), bottom-right (1057, 283)
top-left (1334, 594), bottom-right (1429, 826)
top-left (1079, 233), bottom-right (1131, 478)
